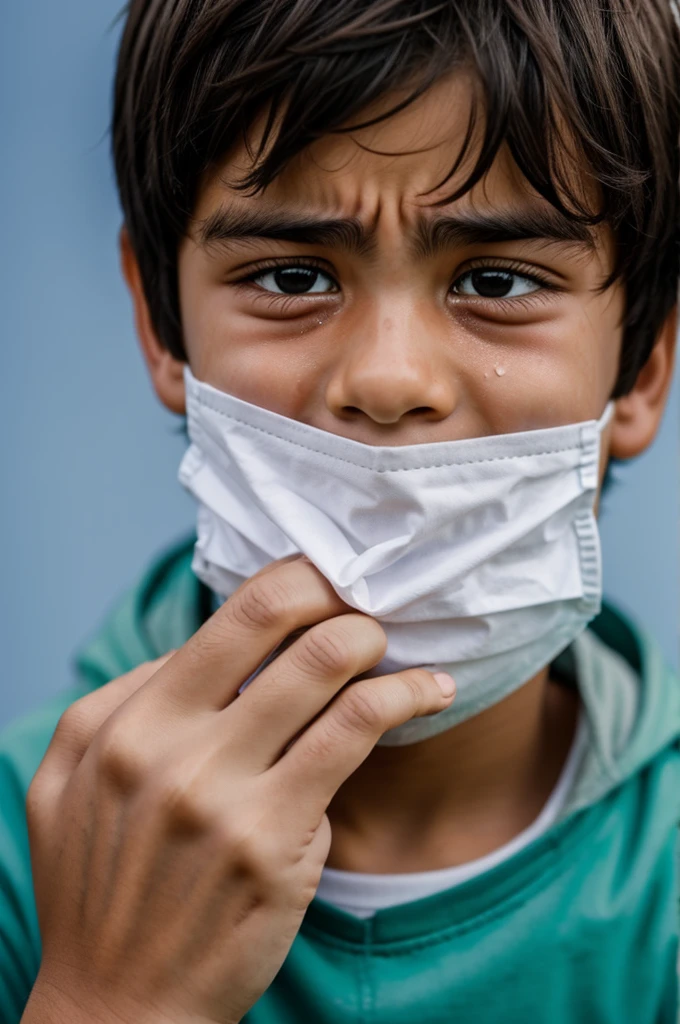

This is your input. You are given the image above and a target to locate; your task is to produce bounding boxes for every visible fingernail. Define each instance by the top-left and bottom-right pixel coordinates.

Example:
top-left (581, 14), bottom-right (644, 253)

top-left (434, 672), bottom-right (456, 698)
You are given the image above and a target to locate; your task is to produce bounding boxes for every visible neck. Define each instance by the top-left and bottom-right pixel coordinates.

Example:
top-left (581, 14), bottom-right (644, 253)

top-left (325, 668), bottom-right (580, 873)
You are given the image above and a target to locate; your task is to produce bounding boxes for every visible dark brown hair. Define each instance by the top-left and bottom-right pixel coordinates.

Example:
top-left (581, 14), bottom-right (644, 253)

top-left (112, 0), bottom-right (680, 396)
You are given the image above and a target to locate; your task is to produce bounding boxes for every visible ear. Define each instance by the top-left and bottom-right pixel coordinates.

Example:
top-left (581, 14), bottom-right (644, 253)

top-left (609, 307), bottom-right (677, 460)
top-left (119, 226), bottom-right (186, 415)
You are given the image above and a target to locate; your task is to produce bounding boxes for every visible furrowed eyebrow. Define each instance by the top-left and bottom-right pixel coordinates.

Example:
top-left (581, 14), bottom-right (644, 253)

top-left (198, 207), bottom-right (375, 257)
top-left (414, 208), bottom-right (596, 259)
top-left (197, 203), bottom-right (597, 261)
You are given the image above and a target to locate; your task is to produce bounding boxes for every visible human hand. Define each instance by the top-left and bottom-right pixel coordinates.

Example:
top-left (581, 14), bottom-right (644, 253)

top-left (23, 557), bottom-right (455, 1024)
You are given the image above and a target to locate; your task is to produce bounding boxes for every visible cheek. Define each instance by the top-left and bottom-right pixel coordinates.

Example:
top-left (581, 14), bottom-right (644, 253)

top-left (212, 342), bottom-right (320, 413)
top-left (179, 281), bottom-right (326, 414)
top-left (455, 302), bottom-right (620, 431)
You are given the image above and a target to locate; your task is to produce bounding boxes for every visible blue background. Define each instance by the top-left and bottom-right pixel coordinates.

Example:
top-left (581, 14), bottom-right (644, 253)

top-left (1, 2), bottom-right (678, 731)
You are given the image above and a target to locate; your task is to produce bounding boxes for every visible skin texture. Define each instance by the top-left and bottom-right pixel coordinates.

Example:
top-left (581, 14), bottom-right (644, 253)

top-left (23, 74), bottom-right (676, 1024)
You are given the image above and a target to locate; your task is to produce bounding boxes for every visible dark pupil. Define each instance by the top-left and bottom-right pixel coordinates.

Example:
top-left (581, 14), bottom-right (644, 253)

top-left (274, 267), bottom-right (319, 293)
top-left (471, 269), bottom-right (514, 298)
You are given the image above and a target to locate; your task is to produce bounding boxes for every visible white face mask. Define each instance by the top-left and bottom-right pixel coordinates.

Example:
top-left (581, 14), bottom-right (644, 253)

top-left (179, 367), bottom-right (613, 746)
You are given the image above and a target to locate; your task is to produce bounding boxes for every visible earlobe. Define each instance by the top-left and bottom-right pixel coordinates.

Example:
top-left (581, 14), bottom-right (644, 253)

top-left (609, 307), bottom-right (677, 460)
top-left (119, 226), bottom-right (187, 416)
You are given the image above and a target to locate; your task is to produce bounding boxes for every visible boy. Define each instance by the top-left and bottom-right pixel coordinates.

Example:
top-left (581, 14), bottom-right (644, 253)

top-left (3, 0), bottom-right (680, 1021)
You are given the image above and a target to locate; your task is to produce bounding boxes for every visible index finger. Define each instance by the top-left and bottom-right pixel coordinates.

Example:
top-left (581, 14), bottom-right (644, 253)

top-left (140, 556), bottom-right (351, 716)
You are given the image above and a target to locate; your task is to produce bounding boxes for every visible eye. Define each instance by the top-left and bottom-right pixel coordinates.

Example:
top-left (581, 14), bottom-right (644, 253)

top-left (452, 268), bottom-right (542, 299)
top-left (251, 265), bottom-right (337, 295)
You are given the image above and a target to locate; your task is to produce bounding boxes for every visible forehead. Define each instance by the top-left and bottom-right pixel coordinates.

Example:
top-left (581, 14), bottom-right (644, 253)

top-left (191, 71), bottom-right (604, 254)
top-left (195, 76), bottom-right (503, 215)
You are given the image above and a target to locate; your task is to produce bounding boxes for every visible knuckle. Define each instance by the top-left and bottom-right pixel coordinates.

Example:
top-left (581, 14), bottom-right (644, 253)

top-left (95, 719), bottom-right (150, 790)
top-left (401, 668), bottom-right (434, 701)
top-left (292, 624), bottom-right (354, 677)
top-left (53, 696), bottom-right (93, 747)
top-left (393, 669), bottom-right (432, 712)
top-left (151, 769), bottom-right (214, 833)
top-left (335, 683), bottom-right (385, 736)
top-left (399, 669), bottom-right (428, 703)
top-left (237, 834), bottom-right (276, 883)
top-left (299, 722), bottom-right (338, 764)
top-left (214, 816), bottom-right (276, 880)
top-left (231, 577), bottom-right (292, 632)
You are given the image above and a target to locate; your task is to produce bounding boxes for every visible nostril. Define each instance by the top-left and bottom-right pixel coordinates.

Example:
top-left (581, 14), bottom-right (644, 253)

top-left (342, 405), bottom-right (437, 419)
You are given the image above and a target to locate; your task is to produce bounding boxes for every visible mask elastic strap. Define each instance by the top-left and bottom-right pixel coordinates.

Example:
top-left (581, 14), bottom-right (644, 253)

top-left (598, 401), bottom-right (615, 432)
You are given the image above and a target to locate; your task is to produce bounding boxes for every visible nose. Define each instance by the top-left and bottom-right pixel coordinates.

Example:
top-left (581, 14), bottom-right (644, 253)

top-left (325, 303), bottom-right (458, 428)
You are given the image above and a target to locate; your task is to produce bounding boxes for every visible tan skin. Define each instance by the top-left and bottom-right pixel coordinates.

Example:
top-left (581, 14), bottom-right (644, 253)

top-left (22, 76), bottom-right (676, 1024)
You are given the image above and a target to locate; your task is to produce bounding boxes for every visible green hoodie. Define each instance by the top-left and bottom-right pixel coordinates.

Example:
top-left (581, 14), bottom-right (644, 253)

top-left (0, 537), bottom-right (678, 1023)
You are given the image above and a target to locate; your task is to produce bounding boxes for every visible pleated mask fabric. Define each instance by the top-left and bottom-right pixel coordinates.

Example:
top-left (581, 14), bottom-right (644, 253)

top-left (180, 367), bottom-right (612, 745)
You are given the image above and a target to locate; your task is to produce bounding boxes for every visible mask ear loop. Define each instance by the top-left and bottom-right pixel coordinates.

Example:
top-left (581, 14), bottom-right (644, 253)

top-left (598, 401), bottom-right (616, 431)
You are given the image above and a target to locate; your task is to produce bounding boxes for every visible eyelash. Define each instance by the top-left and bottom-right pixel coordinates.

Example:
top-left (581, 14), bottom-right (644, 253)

top-left (234, 257), bottom-right (557, 301)
top-left (236, 257), bottom-right (339, 290)
top-left (461, 259), bottom-right (554, 291)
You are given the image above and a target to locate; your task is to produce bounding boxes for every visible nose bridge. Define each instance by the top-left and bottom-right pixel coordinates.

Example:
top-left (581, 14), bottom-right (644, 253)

top-left (327, 297), bottom-right (456, 423)
top-left (361, 300), bottom-right (424, 374)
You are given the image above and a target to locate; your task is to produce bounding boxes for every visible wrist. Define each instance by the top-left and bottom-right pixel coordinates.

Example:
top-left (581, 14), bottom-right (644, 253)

top-left (22, 972), bottom-right (182, 1024)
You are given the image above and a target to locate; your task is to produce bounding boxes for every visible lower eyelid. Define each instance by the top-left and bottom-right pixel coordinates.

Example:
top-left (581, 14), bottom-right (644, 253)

top-left (447, 290), bottom-right (560, 318)
top-left (236, 285), bottom-right (343, 315)
top-left (250, 285), bottom-right (341, 299)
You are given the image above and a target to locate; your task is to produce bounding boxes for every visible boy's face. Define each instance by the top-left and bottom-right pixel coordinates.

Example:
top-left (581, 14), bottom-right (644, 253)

top-left (126, 73), bottom-right (675, 483)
